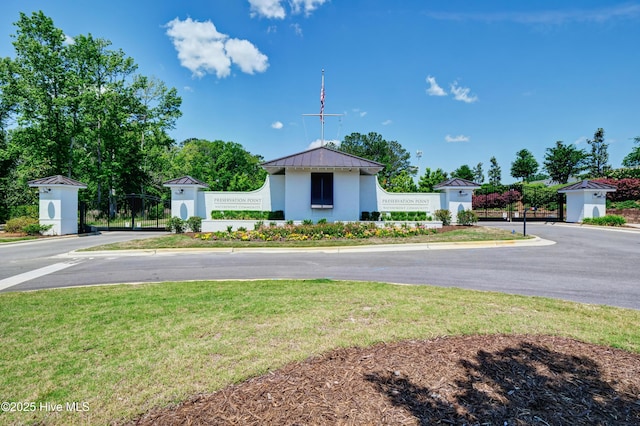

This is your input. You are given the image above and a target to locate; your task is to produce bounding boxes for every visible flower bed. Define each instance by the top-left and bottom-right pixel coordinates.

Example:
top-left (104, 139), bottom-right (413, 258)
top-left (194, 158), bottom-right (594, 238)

top-left (194, 221), bottom-right (439, 242)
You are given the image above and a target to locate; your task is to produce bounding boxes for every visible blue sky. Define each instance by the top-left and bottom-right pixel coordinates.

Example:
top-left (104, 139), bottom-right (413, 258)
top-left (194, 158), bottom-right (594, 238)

top-left (1, 1), bottom-right (639, 183)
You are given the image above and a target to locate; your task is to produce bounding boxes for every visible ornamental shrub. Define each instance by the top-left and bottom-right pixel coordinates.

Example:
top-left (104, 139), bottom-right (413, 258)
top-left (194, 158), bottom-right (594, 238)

top-left (473, 191), bottom-right (516, 209)
top-left (186, 216), bottom-right (202, 232)
top-left (193, 221), bottom-right (439, 242)
top-left (268, 210), bottom-right (285, 220)
top-left (5, 216), bottom-right (39, 233)
top-left (434, 209), bottom-right (451, 226)
top-left (582, 215), bottom-right (626, 227)
top-left (166, 217), bottom-right (186, 233)
top-left (22, 223), bottom-right (53, 235)
top-left (371, 211), bottom-right (381, 221)
top-left (457, 209), bottom-right (478, 226)
top-left (148, 204), bottom-right (167, 220)
top-left (9, 205), bottom-right (39, 219)
top-left (593, 178), bottom-right (640, 202)
top-left (361, 211), bottom-right (371, 221)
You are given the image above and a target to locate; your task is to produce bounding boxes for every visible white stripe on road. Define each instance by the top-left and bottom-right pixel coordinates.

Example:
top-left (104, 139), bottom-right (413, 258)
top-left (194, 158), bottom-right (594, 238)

top-left (0, 261), bottom-right (81, 291)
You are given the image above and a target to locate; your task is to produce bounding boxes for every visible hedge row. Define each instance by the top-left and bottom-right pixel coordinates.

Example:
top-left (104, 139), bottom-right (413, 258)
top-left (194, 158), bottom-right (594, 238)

top-left (210, 210), bottom-right (285, 220)
top-left (593, 178), bottom-right (640, 202)
top-left (582, 215), bottom-right (626, 227)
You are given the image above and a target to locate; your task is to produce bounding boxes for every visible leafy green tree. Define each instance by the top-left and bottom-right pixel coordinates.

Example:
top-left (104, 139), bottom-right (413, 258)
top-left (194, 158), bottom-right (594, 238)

top-left (472, 162), bottom-right (484, 183)
top-left (388, 170), bottom-right (418, 192)
top-left (622, 136), bottom-right (640, 168)
top-left (510, 149), bottom-right (539, 182)
top-left (8, 11), bottom-right (75, 178)
top-left (67, 33), bottom-right (142, 203)
top-left (488, 156), bottom-right (501, 185)
top-left (334, 132), bottom-right (412, 190)
top-left (170, 139), bottom-right (266, 191)
top-left (586, 128), bottom-right (610, 177)
top-left (130, 75), bottom-right (182, 195)
top-left (543, 141), bottom-right (587, 184)
top-left (1, 11), bottom-right (182, 211)
top-left (0, 58), bottom-right (18, 221)
top-left (418, 167), bottom-right (448, 192)
top-left (451, 164), bottom-right (474, 181)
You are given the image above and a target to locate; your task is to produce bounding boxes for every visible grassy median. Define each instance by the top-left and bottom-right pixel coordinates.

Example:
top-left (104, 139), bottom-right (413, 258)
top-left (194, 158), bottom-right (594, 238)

top-left (81, 225), bottom-right (527, 250)
top-left (1, 279), bottom-right (638, 425)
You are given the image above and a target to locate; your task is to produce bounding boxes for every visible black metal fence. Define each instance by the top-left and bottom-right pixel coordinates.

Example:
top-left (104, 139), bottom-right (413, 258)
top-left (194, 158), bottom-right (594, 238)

top-left (472, 184), bottom-right (565, 222)
top-left (80, 194), bottom-right (170, 232)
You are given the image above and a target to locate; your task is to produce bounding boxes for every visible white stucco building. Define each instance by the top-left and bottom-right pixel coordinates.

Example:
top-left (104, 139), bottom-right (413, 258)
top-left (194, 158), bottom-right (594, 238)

top-left (28, 175), bottom-right (87, 235)
top-left (558, 180), bottom-right (617, 223)
top-left (164, 146), bottom-right (480, 230)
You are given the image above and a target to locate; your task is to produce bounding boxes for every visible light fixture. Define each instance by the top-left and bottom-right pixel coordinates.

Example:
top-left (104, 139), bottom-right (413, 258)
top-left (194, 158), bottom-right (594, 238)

top-left (458, 190), bottom-right (468, 196)
top-left (593, 192), bottom-right (605, 198)
top-left (40, 188), bottom-right (51, 193)
top-left (175, 188), bottom-right (184, 195)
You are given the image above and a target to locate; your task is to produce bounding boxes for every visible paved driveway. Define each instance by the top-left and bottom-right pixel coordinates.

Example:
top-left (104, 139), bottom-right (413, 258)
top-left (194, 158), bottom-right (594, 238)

top-left (1, 224), bottom-right (638, 310)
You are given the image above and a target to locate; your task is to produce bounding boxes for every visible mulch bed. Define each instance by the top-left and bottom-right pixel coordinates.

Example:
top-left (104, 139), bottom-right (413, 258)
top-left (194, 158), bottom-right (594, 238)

top-left (130, 334), bottom-right (640, 425)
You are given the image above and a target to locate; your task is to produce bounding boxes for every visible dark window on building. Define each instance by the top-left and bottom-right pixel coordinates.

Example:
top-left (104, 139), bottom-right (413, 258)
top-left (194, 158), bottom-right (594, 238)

top-left (311, 173), bottom-right (333, 208)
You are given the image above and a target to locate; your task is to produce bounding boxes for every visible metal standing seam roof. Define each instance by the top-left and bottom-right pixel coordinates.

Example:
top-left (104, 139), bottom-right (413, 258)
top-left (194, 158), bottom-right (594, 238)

top-left (261, 146), bottom-right (385, 175)
top-left (557, 180), bottom-right (617, 192)
top-left (162, 176), bottom-right (209, 188)
top-left (433, 178), bottom-right (481, 189)
top-left (27, 175), bottom-right (87, 188)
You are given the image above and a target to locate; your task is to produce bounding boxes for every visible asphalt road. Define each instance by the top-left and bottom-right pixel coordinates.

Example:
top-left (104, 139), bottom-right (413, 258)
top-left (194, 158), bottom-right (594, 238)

top-left (1, 224), bottom-right (638, 310)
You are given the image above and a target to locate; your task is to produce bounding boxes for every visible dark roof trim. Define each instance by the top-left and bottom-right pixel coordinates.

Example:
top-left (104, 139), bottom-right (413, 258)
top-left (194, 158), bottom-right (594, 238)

top-left (28, 175), bottom-right (87, 188)
top-left (433, 178), bottom-right (481, 189)
top-left (261, 146), bottom-right (384, 175)
top-left (558, 180), bottom-right (617, 193)
top-left (163, 176), bottom-right (209, 188)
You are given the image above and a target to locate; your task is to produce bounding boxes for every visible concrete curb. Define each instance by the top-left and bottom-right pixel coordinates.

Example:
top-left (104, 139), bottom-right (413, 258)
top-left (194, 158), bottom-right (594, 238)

top-left (64, 236), bottom-right (555, 257)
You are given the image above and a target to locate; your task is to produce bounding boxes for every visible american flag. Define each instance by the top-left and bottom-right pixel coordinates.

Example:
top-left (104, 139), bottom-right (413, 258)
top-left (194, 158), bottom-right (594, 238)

top-left (320, 80), bottom-right (325, 121)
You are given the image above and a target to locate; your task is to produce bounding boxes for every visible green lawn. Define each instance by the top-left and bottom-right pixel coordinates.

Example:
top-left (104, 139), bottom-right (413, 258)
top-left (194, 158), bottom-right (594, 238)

top-left (0, 235), bottom-right (38, 243)
top-left (1, 279), bottom-right (638, 425)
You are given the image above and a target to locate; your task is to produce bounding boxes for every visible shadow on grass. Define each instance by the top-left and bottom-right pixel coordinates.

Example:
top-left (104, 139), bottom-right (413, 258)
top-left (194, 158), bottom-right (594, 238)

top-left (366, 342), bottom-right (640, 425)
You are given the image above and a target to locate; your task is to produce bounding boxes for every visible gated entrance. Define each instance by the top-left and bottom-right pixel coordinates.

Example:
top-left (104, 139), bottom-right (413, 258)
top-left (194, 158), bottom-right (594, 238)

top-left (80, 194), bottom-right (170, 231)
top-left (472, 184), bottom-right (565, 222)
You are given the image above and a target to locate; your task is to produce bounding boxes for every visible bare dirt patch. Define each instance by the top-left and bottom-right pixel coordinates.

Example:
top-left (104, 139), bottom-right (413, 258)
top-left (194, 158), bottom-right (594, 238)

top-left (130, 335), bottom-right (640, 425)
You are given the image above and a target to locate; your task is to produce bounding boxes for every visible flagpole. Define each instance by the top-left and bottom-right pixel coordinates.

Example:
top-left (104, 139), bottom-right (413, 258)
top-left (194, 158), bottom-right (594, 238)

top-left (320, 69), bottom-right (325, 145)
top-left (303, 69), bottom-right (342, 148)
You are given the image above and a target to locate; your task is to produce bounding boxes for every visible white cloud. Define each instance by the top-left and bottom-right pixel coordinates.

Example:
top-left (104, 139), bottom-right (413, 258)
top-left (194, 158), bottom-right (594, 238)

top-left (166, 17), bottom-right (269, 78)
top-left (249, 0), bottom-right (286, 19)
top-left (225, 39), bottom-right (269, 74)
top-left (271, 121), bottom-right (284, 129)
top-left (426, 75), bottom-right (447, 96)
top-left (249, 0), bottom-right (328, 19)
top-left (64, 34), bottom-right (75, 45)
top-left (450, 81), bottom-right (478, 103)
top-left (183, 86), bottom-right (194, 92)
top-left (360, 111), bottom-right (367, 117)
top-left (308, 139), bottom-right (340, 149)
top-left (574, 136), bottom-right (587, 145)
top-left (291, 23), bottom-right (303, 37)
top-left (424, 4), bottom-right (640, 25)
top-left (290, 0), bottom-right (328, 16)
top-left (445, 134), bottom-right (470, 143)
top-left (382, 119), bottom-right (392, 126)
